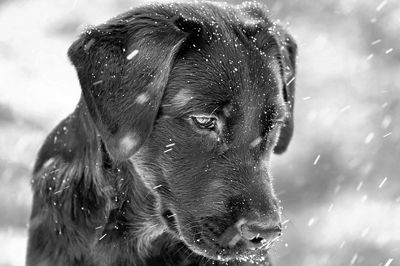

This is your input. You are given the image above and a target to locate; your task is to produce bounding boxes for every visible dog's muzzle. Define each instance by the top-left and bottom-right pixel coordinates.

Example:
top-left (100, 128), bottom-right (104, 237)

top-left (217, 216), bottom-right (282, 251)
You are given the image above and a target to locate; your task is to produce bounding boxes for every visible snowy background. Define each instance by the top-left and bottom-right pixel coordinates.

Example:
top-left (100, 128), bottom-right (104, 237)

top-left (0, 0), bottom-right (399, 265)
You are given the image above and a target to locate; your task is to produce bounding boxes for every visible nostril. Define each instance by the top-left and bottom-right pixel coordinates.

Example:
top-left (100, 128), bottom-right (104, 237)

top-left (249, 236), bottom-right (263, 244)
top-left (240, 223), bottom-right (282, 246)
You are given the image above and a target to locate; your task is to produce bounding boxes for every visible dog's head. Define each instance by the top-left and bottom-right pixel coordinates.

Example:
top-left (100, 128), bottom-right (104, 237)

top-left (68, 2), bottom-right (296, 262)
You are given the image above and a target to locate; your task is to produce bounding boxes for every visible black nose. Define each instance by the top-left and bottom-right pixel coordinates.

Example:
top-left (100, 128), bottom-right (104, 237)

top-left (217, 216), bottom-right (282, 250)
top-left (239, 219), bottom-right (282, 249)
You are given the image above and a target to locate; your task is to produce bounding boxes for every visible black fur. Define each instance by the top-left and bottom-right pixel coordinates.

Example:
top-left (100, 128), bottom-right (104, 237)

top-left (26, 2), bottom-right (297, 266)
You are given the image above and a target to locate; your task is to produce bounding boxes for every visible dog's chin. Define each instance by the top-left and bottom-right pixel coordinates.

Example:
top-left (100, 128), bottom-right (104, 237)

top-left (180, 236), bottom-right (271, 264)
top-left (160, 210), bottom-right (270, 263)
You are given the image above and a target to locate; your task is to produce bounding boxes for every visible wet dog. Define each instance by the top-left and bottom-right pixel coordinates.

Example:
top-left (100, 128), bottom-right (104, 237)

top-left (26, 2), bottom-right (297, 265)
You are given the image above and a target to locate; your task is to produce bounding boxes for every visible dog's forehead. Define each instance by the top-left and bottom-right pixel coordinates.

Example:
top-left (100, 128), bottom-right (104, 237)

top-left (112, 2), bottom-right (284, 116)
top-left (164, 31), bottom-right (283, 115)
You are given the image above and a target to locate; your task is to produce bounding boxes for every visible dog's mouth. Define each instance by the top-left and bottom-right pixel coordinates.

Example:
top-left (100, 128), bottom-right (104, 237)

top-left (184, 234), bottom-right (272, 263)
top-left (160, 211), bottom-right (273, 263)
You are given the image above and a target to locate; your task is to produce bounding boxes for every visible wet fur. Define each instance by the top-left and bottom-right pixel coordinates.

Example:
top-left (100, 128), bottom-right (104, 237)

top-left (26, 2), bottom-right (296, 266)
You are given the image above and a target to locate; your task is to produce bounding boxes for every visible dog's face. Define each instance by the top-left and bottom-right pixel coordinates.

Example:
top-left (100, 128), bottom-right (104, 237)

top-left (68, 2), bottom-right (296, 262)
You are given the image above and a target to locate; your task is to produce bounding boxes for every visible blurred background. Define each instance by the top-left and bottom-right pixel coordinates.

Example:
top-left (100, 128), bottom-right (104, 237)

top-left (0, 0), bottom-right (399, 265)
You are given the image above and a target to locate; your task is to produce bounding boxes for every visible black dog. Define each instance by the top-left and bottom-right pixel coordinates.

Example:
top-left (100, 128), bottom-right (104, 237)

top-left (26, 2), bottom-right (296, 265)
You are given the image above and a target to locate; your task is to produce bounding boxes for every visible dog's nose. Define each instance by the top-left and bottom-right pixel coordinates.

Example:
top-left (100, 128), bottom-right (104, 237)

top-left (239, 219), bottom-right (282, 249)
top-left (218, 217), bottom-right (282, 250)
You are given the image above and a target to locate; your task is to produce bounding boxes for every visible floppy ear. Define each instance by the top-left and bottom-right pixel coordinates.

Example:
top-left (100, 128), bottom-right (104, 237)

top-left (273, 27), bottom-right (297, 154)
top-left (68, 13), bottom-right (189, 161)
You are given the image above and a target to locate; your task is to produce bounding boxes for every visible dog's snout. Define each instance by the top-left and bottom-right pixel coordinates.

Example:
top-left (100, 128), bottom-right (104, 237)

top-left (240, 219), bottom-right (282, 248)
top-left (217, 214), bottom-right (282, 251)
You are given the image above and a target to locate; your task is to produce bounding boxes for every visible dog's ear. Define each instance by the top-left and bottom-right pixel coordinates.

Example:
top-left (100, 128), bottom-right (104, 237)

top-left (68, 13), bottom-right (191, 161)
top-left (273, 27), bottom-right (297, 154)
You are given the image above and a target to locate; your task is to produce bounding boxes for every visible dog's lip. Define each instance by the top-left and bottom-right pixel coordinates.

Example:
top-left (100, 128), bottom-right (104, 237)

top-left (160, 212), bottom-right (272, 262)
top-left (185, 238), bottom-right (270, 263)
top-left (179, 230), bottom-right (271, 263)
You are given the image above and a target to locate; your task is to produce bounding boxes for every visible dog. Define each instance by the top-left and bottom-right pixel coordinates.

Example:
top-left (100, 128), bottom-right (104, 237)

top-left (26, 2), bottom-right (297, 265)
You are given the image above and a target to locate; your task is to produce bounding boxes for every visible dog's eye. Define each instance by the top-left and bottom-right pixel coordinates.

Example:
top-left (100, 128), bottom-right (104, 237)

top-left (191, 116), bottom-right (217, 130)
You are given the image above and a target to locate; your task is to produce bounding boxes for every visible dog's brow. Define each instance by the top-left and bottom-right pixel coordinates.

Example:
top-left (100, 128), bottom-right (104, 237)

top-left (166, 88), bottom-right (228, 116)
top-left (184, 102), bottom-right (225, 116)
top-left (171, 89), bottom-right (193, 108)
